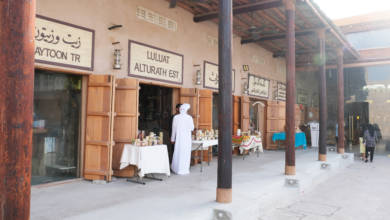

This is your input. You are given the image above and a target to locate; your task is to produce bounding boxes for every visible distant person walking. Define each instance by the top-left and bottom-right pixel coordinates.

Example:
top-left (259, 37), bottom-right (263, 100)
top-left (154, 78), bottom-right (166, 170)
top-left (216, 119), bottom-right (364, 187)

top-left (364, 124), bottom-right (378, 163)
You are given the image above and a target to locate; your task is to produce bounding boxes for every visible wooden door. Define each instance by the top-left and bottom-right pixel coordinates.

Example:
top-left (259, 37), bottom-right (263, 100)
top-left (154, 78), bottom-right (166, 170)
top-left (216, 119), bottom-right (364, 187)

top-left (233, 96), bottom-right (241, 135)
top-left (265, 100), bottom-right (286, 150)
top-left (241, 96), bottom-right (250, 132)
top-left (198, 89), bottom-right (213, 162)
top-left (198, 89), bottom-right (213, 130)
top-left (84, 75), bottom-right (115, 181)
top-left (112, 78), bottom-right (139, 178)
top-left (257, 101), bottom-right (266, 145)
top-left (179, 88), bottom-right (199, 128)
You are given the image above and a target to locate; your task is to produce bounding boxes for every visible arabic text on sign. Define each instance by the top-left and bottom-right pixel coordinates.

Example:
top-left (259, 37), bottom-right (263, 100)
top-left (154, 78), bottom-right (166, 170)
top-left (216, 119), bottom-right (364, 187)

top-left (35, 27), bottom-right (82, 49)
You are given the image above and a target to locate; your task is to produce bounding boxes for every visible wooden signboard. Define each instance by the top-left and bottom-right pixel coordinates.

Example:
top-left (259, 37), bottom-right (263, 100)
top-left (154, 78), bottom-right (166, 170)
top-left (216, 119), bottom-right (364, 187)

top-left (35, 15), bottom-right (95, 70)
top-left (128, 40), bottom-right (183, 85)
top-left (203, 61), bottom-right (235, 92)
top-left (247, 74), bottom-right (270, 99)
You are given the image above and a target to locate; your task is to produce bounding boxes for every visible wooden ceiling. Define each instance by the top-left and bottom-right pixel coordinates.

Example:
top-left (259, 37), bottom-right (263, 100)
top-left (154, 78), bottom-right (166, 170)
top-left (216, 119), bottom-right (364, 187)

top-left (168, 0), bottom-right (360, 66)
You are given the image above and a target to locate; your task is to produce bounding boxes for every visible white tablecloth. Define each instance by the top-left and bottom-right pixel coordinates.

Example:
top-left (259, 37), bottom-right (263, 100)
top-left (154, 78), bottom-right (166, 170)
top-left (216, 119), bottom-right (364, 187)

top-left (120, 144), bottom-right (170, 177)
top-left (239, 136), bottom-right (263, 154)
top-left (192, 139), bottom-right (218, 151)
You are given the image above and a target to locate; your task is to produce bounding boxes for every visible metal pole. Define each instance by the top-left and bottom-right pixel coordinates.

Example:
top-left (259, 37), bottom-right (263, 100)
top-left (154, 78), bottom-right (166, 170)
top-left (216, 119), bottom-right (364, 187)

top-left (318, 29), bottom-right (327, 161)
top-left (284, 0), bottom-right (296, 175)
top-left (217, 0), bottom-right (233, 203)
top-left (0, 1), bottom-right (35, 219)
top-left (337, 49), bottom-right (345, 154)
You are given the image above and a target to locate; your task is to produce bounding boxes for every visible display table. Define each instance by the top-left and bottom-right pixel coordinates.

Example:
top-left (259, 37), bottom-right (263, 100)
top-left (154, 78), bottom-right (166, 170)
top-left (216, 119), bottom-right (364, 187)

top-left (271, 132), bottom-right (307, 149)
top-left (192, 139), bottom-right (218, 172)
top-left (232, 135), bottom-right (263, 159)
top-left (238, 136), bottom-right (263, 154)
top-left (120, 144), bottom-right (170, 184)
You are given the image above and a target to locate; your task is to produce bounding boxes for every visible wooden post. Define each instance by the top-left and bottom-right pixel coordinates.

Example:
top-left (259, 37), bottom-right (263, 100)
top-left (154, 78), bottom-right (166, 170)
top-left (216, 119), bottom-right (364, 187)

top-left (318, 29), bottom-right (327, 161)
top-left (284, 0), bottom-right (296, 175)
top-left (0, 1), bottom-right (36, 219)
top-left (217, 0), bottom-right (233, 203)
top-left (337, 49), bottom-right (345, 154)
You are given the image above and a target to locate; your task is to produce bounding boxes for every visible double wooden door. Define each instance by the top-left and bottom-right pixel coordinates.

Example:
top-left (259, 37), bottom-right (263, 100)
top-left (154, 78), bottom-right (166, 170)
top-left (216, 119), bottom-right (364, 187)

top-left (83, 75), bottom-right (139, 181)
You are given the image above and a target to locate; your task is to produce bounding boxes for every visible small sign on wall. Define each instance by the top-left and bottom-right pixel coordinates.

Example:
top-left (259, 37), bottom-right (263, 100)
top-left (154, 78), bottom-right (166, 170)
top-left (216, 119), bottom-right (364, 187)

top-left (297, 89), bottom-right (308, 105)
top-left (297, 93), bottom-right (308, 105)
top-left (277, 82), bottom-right (286, 101)
top-left (35, 15), bottom-right (95, 71)
top-left (203, 61), bottom-right (235, 92)
top-left (128, 40), bottom-right (183, 85)
top-left (248, 74), bottom-right (270, 98)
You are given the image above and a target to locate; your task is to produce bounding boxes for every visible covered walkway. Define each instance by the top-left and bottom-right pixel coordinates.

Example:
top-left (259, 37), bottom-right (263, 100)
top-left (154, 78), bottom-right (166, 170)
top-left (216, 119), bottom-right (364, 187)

top-left (31, 149), bottom-right (354, 220)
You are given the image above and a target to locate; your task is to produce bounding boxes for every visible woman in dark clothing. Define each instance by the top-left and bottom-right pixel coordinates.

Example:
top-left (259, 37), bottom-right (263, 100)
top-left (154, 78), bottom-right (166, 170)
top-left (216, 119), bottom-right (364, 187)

top-left (364, 124), bottom-right (378, 163)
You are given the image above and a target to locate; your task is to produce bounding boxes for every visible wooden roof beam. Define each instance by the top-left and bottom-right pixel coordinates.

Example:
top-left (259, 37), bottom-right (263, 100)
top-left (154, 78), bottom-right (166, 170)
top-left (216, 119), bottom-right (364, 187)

top-left (303, 0), bottom-right (360, 59)
top-left (193, 0), bottom-right (284, 22)
top-left (273, 47), bottom-right (335, 57)
top-left (241, 28), bottom-right (321, 44)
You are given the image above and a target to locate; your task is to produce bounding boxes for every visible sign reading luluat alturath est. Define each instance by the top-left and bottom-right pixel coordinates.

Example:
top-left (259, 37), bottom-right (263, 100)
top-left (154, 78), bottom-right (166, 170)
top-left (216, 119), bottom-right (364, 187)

top-left (203, 61), bottom-right (235, 91)
top-left (35, 15), bottom-right (95, 71)
top-left (248, 74), bottom-right (270, 98)
top-left (128, 40), bottom-right (183, 84)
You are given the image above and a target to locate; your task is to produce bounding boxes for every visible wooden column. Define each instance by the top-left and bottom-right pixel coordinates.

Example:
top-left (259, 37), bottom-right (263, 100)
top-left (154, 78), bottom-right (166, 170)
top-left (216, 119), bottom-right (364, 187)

top-left (337, 49), bottom-right (345, 154)
top-left (217, 0), bottom-right (233, 203)
top-left (284, 0), bottom-right (296, 175)
top-left (318, 29), bottom-right (327, 161)
top-left (0, 1), bottom-right (36, 219)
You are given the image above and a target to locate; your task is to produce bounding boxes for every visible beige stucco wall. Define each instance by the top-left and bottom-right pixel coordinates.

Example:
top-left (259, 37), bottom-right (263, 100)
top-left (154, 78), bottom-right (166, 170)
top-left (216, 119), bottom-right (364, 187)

top-left (36, 0), bottom-right (286, 97)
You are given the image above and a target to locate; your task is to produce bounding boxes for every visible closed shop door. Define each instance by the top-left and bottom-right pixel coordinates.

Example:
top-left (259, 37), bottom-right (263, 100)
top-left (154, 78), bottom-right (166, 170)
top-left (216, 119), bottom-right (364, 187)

top-left (198, 89), bottom-right (213, 130)
top-left (180, 88), bottom-right (199, 128)
top-left (241, 96), bottom-right (250, 132)
top-left (84, 75), bottom-right (115, 181)
top-left (233, 96), bottom-right (241, 134)
top-left (112, 78), bottom-right (139, 178)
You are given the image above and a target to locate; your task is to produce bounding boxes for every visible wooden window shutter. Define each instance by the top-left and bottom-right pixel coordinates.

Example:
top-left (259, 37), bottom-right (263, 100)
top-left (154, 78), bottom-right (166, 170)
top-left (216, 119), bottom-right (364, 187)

top-left (241, 96), bottom-right (250, 132)
top-left (198, 89), bottom-right (213, 130)
top-left (233, 95), bottom-right (241, 134)
top-left (112, 78), bottom-right (139, 178)
top-left (179, 88), bottom-right (199, 128)
top-left (84, 75), bottom-right (115, 181)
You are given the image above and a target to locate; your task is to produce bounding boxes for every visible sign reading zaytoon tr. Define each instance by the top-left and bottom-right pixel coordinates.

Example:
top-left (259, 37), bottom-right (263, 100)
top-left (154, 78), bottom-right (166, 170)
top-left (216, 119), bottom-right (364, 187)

top-left (248, 74), bottom-right (270, 98)
top-left (128, 40), bottom-right (183, 84)
top-left (35, 15), bottom-right (95, 71)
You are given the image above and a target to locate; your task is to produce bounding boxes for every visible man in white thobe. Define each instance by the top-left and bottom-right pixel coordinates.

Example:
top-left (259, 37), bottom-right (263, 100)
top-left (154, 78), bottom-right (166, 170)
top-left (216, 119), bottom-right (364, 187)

top-left (171, 103), bottom-right (194, 175)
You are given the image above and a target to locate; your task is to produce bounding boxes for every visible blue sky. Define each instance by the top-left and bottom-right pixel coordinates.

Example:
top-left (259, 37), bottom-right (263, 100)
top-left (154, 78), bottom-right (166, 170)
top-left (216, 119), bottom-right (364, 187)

top-left (314, 0), bottom-right (390, 19)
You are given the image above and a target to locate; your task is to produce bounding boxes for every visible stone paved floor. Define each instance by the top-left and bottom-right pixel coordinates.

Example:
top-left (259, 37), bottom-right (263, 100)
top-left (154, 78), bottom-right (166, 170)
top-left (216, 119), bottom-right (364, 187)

top-left (260, 154), bottom-right (390, 220)
top-left (30, 149), bottom-right (390, 220)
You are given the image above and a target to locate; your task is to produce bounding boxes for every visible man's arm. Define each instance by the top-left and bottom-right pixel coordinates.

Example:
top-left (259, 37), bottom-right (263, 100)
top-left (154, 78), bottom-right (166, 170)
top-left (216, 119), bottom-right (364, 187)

top-left (171, 116), bottom-right (177, 143)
